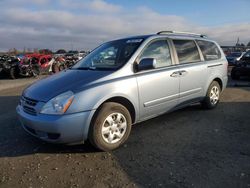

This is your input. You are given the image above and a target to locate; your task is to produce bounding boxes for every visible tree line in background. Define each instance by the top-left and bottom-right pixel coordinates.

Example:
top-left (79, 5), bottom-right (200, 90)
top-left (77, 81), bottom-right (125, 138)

top-left (236, 41), bottom-right (250, 47)
top-left (3, 48), bottom-right (88, 56)
top-left (3, 41), bottom-right (250, 56)
top-left (6, 48), bottom-right (52, 55)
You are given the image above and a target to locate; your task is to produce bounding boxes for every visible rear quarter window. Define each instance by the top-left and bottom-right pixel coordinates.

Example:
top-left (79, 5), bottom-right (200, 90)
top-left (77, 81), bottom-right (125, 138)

top-left (196, 40), bottom-right (221, 61)
top-left (173, 40), bottom-right (201, 64)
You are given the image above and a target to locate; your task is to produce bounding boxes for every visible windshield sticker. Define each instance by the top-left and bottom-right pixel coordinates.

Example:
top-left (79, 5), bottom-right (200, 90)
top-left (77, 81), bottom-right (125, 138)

top-left (126, 39), bottom-right (143, 43)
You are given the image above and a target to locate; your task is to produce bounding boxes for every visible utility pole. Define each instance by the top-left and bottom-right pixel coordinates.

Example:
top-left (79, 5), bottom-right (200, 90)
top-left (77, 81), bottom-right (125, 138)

top-left (236, 37), bottom-right (240, 46)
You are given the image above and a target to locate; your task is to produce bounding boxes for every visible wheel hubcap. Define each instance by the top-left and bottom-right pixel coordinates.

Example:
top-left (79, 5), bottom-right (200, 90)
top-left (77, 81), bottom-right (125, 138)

top-left (210, 86), bottom-right (220, 105)
top-left (101, 113), bottom-right (127, 144)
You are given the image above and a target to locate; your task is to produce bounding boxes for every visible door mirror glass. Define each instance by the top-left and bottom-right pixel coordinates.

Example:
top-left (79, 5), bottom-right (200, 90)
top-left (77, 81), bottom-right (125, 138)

top-left (137, 58), bottom-right (157, 71)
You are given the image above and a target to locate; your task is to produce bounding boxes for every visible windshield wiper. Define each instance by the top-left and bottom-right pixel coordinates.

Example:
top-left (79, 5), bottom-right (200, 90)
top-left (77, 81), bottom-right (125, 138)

top-left (74, 67), bottom-right (94, 70)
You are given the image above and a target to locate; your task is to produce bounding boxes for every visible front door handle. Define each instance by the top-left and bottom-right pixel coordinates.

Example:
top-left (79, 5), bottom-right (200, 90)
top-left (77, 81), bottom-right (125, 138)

top-left (170, 71), bottom-right (180, 77)
top-left (179, 70), bottom-right (188, 76)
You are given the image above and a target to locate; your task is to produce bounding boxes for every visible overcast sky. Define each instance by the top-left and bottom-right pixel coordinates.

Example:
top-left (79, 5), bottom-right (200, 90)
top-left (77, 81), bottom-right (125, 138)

top-left (0, 0), bottom-right (249, 51)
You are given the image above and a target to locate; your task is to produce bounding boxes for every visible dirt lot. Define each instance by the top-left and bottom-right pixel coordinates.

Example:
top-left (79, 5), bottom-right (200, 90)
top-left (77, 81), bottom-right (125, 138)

top-left (0, 77), bottom-right (250, 188)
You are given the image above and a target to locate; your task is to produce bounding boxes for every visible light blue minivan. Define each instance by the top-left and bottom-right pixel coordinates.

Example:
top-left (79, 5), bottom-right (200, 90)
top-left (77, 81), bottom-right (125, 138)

top-left (17, 31), bottom-right (228, 151)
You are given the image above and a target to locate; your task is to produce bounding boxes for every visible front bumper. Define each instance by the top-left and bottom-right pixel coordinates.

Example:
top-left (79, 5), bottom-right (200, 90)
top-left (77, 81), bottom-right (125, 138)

top-left (16, 105), bottom-right (94, 144)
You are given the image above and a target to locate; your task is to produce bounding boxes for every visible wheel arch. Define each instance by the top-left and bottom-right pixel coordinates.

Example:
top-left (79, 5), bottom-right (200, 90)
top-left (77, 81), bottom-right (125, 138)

top-left (213, 77), bottom-right (223, 90)
top-left (85, 95), bottom-right (137, 141)
top-left (95, 96), bottom-right (136, 124)
top-left (205, 76), bottom-right (223, 94)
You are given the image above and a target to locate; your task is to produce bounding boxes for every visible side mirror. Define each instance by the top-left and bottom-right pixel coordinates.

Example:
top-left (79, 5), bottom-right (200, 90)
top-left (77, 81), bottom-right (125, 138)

top-left (137, 58), bottom-right (157, 71)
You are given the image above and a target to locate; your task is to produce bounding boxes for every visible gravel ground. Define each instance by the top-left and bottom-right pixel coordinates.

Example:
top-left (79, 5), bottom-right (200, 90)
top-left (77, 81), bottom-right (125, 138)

top-left (0, 77), bottom-right (250, 188)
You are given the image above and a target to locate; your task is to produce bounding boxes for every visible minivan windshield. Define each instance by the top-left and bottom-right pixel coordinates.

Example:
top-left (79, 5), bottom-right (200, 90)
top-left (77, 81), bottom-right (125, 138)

top-left (72, 39), bottom-right (143, 70)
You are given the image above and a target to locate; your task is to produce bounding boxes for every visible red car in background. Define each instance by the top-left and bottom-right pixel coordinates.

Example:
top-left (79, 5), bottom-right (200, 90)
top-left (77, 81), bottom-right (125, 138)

top-left (19, 54), bottom-right (53, 77)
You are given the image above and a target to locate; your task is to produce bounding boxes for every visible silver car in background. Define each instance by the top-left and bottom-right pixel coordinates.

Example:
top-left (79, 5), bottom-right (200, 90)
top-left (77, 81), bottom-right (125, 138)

top-left (16, 31), bottom-right (228, 151)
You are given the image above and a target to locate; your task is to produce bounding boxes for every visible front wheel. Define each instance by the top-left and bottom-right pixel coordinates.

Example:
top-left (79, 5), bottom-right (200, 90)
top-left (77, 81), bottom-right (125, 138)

top-left (201, 81), bottom-right (221, 109)
top-left (89, 102), bottom-right (132, 151)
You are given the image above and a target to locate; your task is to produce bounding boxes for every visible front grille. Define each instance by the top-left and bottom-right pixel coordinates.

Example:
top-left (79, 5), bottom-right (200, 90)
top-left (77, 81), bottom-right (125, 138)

top-left (21, 96), bottom-right (38, 115)
top-left (23, 106), bottom-right (37, 115)
top-left (22, 96), bottom-right (38, 106)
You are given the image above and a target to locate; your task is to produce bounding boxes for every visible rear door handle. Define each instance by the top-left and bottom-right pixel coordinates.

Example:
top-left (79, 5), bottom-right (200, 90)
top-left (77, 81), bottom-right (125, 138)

top-left (170, 71), bottom-right (180, 77)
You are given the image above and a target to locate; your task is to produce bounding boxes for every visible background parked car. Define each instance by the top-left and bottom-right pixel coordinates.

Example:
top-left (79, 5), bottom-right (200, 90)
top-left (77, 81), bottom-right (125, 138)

top-left (231, 50), bottom-right (250, 80)
top-left (54, 49), bottom-right (67, 57)
top-left (236, 52), bottom-right (245, 61)
top-left (0, 55), bottom-right (20, 79)
top-left (51, 56), bottom-right (67, 73)
top-left (78, 50), bottom-right (89, 60)
top-left (19, 54), bottom-right (52, 77)
top-left (226, 52), bottom-right (244, 66)
top-left (64, 50), bottom-right (79, 67)
top-left (0, 55), bottom-right (9, 72)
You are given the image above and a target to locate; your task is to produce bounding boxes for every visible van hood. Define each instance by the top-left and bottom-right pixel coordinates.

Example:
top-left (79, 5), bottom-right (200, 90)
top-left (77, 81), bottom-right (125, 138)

top-left (23, 69), bottom-right (112, 102)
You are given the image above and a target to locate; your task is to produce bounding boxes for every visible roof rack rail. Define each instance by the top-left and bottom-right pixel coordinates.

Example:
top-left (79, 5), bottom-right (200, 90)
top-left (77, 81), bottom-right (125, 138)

top-left (157, 31), bottom-right (207, 38)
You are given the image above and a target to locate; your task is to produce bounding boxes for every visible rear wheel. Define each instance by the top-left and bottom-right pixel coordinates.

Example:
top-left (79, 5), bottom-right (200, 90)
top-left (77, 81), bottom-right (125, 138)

top-left (89, 102), bottom-right (132, 151)
top-left (202, 81), bottom-right (221, 109)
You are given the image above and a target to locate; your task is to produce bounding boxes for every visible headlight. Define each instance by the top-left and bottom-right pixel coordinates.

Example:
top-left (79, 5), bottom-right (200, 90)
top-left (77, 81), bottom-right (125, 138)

top-left (40, 91), bottom-right (74, 115)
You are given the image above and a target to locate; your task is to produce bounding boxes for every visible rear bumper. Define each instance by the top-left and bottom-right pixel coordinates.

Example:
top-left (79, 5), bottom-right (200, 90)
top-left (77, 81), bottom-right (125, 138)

top-left (16, 105), bottom-right (94, 144)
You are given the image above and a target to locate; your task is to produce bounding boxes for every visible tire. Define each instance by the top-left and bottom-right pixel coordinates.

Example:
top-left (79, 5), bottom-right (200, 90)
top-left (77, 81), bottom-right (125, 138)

top-left (231, 68), bottom-right (240, 80)
top-left (9, 67), bottom-right (18, 79)
top-left (201, 81), bottom-right (221, 109)
top-left (59, 65), bottom-right (64, 71)
top-left (89, 102), bottom-right (132, 151)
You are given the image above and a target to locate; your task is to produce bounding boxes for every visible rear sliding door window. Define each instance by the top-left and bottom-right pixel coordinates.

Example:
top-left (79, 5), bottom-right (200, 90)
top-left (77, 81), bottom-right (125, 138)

top-left (197, 40), bottom-right (221, 61)
top-left (173, 40), bottom-right (201, 64)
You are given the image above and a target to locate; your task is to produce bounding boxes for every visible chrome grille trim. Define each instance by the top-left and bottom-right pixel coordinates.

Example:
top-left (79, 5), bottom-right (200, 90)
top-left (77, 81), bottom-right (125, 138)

top-left (20, 96), bottom-right (38, 115)
top-left (21, 96), bottom-right (38, 106)
top-left (23, 106), bottom-right (37, 115)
